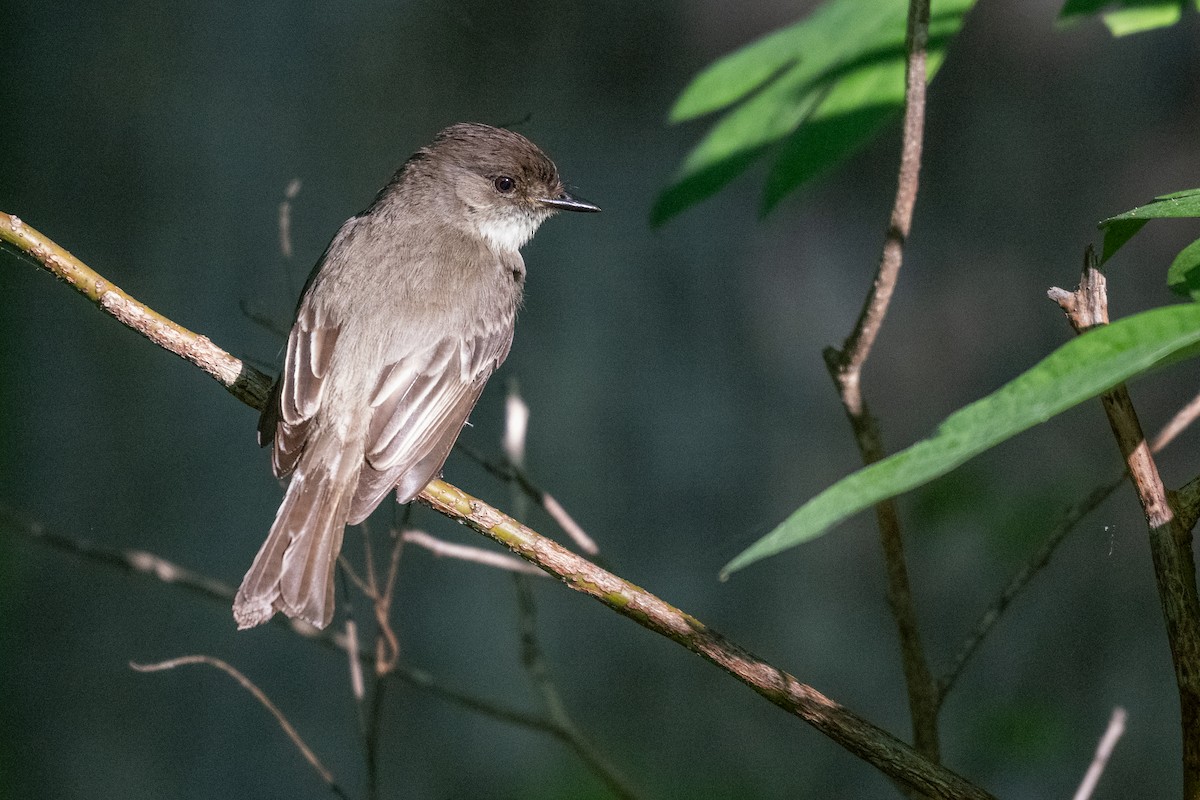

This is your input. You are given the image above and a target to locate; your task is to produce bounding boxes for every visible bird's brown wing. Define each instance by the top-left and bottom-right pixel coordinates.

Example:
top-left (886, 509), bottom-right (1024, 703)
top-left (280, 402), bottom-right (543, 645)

top-left (260, 299), bottom-right (341, 478)
top-left (346, 323), bottom-right (514, 522)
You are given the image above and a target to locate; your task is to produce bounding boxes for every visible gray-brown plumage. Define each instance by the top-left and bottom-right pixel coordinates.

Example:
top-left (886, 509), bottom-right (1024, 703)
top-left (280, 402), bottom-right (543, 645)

top-left (234, 123), bottom-right (598, 630)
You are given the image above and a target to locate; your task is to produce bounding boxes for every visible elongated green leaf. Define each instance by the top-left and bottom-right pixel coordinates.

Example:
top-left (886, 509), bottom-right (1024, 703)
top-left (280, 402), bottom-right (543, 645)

top-left (722, 302), bottom-right (1200, 577)
top-left (651, 68), bottom-right (827, 227)
top-left (1102, 2), bottom-right (1182, 35)
top-left (1098, 187), bottom-right (1200, 263)
top-left (669, 0), bottom-right (890, 123)
top-left (1058, 0), bottom-right (1188, 35)
top-left (654, 0), bottom-right (977, 226)
top-left (668, 31), bottom-right (804, 124)
top-left (765, 7), bottom-right (968, 212)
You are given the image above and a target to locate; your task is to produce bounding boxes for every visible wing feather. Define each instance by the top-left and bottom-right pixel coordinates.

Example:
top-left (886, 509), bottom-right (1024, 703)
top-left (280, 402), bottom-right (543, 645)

top-left (269, 301), bottom-right (341, 478)
top-left (346, 324), bottom-right (512, 521)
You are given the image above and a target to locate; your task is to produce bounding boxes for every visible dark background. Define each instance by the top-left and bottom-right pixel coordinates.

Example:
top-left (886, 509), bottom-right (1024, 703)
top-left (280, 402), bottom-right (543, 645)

top-left (2, 1), bottom-right (1199, 797)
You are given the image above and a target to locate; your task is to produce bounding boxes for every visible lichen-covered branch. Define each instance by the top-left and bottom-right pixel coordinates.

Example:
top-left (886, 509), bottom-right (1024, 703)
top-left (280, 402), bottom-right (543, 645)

top-left (1, 211), bottom-right (995, 800)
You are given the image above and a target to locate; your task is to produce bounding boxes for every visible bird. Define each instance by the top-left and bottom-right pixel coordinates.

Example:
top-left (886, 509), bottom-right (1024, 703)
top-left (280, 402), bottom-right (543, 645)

top-left (234, 122), bottom-right (599, 630)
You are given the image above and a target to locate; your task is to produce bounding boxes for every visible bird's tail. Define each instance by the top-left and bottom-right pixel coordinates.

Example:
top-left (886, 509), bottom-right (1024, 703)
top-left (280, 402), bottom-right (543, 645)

top-left (234, 449), bottom-right (358, 630)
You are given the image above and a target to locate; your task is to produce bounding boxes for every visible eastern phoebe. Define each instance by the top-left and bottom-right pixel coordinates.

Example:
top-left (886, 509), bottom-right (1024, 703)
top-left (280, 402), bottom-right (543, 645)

top-left (234, 123), bottom-right (599, 630)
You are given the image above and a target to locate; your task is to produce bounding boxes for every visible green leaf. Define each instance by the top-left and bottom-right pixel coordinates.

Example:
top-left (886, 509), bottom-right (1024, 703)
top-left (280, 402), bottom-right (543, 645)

top-left (651, 69), bottom-right (827, 227)
top-left (654, 0), bottom-right (977, 226)
top-left (668, 0), bottom-right (887, 124)
top-left (1058, 0), bottom-right (1187, 35)
top-left (764, 4), bottom-right (970, 212)
top-left (668, 28), bottom-right (805, 123)
top-left (721, 302), bottom-right (1200, 578)
top-left (1102, 1), bottom-right (1182, 35)
top-left (1098, 187), bottom-right (1200, 264)
top-left (1167, 237), bottom-right (1200, 299)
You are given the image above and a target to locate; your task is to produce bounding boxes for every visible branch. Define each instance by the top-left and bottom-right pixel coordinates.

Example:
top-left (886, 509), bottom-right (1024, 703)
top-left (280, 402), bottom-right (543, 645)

top-left (0, 505), bottom-right (566, 737)
top-left (821, 0), bottom-right (940, 764)
top-left (941, 388), bottom-right (1200, 699)
top-left (502, 375), bottom-right (637, 797)
top-left (0, 505), bottom-right (236, 603)
top-left (401, 528), bottom-right (547, 575)
top-left (279, 178), bottom-right (302, 261)
top-left (131, 655), bottom-right (350, 800)
top-left (1, 212), bottom-right (995, 800)
top-left (514, 576), bottom-right (643, 800)
top-left (456, 439), bottom-right (600, 556)
top-left (0, 214), bottom-right (273, 409)
top-left (416, 482), bottom-right (992, 800)
top-left (1049, 250), bottom-right (1200, 796)
top-left (1071, 707), bottom-right (1127, 800)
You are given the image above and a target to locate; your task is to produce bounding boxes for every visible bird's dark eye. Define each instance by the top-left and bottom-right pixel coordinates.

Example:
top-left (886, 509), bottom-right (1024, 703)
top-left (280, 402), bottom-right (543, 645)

top-left (493, 176), bottom-right (516, 194)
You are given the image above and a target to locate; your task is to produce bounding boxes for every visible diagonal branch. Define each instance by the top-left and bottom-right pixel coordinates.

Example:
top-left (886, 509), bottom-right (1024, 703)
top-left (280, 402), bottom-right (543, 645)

top-left (1049, 251), bottom-right (1200, 797)
top-left (822, 0), bottom-right (940, 764)
top-left (456, 440), bottom-right (600, 555)
top-left (1072, 707), bottom-right (1127, 800)
top-left (418, 480), bottom-right (992, 800)
top-left (1, 212), bottom-right (995, 800)
top-left (514, 575), bottom-right (643, 800)
top-left (131, 655), bottom-right (350, 800)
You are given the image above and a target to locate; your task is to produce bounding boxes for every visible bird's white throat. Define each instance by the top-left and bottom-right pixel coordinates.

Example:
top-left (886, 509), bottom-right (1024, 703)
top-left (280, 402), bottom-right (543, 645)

top-left (475, 207), bottom-right (551, 253)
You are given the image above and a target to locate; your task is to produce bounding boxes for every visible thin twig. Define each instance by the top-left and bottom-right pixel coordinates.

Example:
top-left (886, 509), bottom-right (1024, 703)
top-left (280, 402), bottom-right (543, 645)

top-left (349, 516), bottom-right (395, 800)
top-left (365, 675), bottom-right (389, 800)
top-left (456, 440), bottom-right (600, 556)
top-left (505, 382), bottom-right (636, 797)
top-left (401, 529), bottom-right (545, 576)
top-left (346, 617), bottom-right (366, 702)
top-left (374, 512), bottom-right (409, 676)
top-left (941, 479), bottom-right (1121, 699)
top-left (505, 378), bottom-right (531, 522)
top-left (238, 298), bottom-right (291, 339)
top-left (0, 506), bottom-right (560, 736)
top-left (131, 655), bottom-right (349, 799)
top-left (1, 212), bottom-right (995, 800)
top-left (1049, 250), bottom-right (1200, 795)
top-left (541, 492), bottom-right (599, 555)
top-left (941, 388), bottom-right (1200, 699)
top-left (821, 0), bottom-right (940, 764)
top-left (515, 576), bottom-right (643, 800)
top-left (338, 553), bottom-right (374, 597)
top-left (360, 517), bottom-right (380, 597)
top-left (1072, 707), bottom-right (1127, 800)
top-left (381, 513), bottom-right (409, 612)
top-left (1151, 390), bottom-right (1200, 452)
top-left (279, 178), bottom-right (302, 261)
top-left (0, 505), bottom-right (235, 602)
top-left (461, 382), bottom-right (600, 556)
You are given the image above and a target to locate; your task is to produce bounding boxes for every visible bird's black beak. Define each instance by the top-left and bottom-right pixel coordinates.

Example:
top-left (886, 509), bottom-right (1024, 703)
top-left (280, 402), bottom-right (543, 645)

top-left (540, 191), bottom-right (601, 213)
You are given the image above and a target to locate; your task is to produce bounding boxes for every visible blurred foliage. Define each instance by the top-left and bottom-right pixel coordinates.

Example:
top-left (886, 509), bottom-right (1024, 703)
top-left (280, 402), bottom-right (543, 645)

top-left (652, 0), bottom-right (978, 225)
top-left (1059, 0), bottom-right (1198, 37)
top-left (969, 701), bottom-right (1071, 763)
